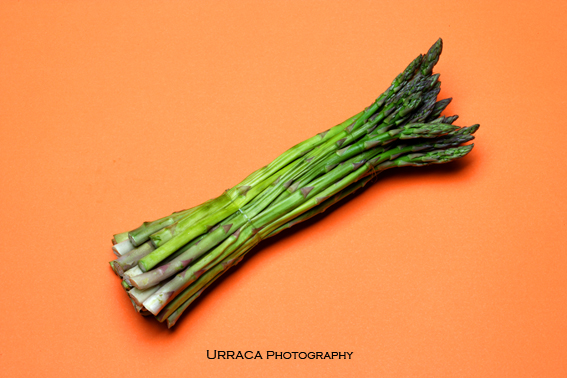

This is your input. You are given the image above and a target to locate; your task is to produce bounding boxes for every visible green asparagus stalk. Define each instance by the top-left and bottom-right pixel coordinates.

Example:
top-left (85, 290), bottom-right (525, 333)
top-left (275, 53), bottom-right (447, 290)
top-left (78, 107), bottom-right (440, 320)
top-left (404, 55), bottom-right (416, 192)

top-left (125, 110), bottom-right (362, 248)
top-left (142, 228), bottom-right (247, 314)
top-left (128, 207), bottom-right (198, 247)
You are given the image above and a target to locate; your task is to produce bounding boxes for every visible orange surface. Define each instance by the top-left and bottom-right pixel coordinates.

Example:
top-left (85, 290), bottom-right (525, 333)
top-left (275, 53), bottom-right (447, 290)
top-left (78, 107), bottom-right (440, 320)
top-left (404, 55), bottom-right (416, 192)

top-left (1, 1), bottom-right (566, 377)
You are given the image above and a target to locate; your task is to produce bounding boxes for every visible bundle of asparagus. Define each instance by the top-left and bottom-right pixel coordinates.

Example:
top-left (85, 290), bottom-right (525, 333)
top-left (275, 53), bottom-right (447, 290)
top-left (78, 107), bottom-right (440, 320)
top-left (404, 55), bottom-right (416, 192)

top-left (109, 39), bottom-right (478, 328)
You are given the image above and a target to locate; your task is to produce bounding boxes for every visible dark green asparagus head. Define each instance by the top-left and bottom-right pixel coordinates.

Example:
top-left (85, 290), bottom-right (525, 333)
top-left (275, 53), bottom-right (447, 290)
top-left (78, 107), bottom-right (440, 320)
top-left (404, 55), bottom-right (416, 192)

top-left (376, 54), bottom-right (424, 108)
top-left (430, 125), bottom-right (479, 149)
top-left (431, 114), bottom-right (459, 125)
top-left (421, 38), bottom-right (443, 76)
top-left (402, 144), bottom-right (474, 166)
top-left (453, 124), bottom-right (480, 136)
top-left (408, 86), bottom-right (442, 123)
top-left (392, 54), bottom-right (423, 91)
top-left (405, 124), bottom-right (479, 152)
top-left (430, 98), bottom-right (452, 117)
top-left (398, 122), bottom-right (460, 139)
top-left (398, 93), bottom-right (423, 118)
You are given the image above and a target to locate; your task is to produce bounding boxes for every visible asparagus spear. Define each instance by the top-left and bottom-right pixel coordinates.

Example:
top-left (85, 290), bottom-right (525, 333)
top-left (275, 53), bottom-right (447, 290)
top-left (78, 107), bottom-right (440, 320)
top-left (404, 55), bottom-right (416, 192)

top-left (128, 207), bottom-right (198, 247)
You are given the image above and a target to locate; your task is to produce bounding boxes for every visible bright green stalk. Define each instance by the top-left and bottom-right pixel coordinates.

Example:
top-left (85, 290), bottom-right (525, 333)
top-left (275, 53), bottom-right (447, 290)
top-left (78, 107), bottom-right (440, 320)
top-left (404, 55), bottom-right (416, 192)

top-left (264, 121), bottom-right (454, 210)
top-left (133, 158), bottom-right (310, 288)
top-left (321, 122), bottom-right (458, 174)
top-left (258, 143), bottom-right (474, 241)
top-left (128, 207), bottom-right (198, 247)
top-left (146, 108), bottom-right (371, 249)
top-left (144, 110), bottom-right (367, 250)
top-left (131, 215), bottom-right (242, 290)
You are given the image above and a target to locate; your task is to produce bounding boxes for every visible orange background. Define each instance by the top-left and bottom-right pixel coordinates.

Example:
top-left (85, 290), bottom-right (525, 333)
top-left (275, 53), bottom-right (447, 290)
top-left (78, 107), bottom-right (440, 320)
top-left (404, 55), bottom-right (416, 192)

top-left (1, 1), bottom-right (566, 377)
